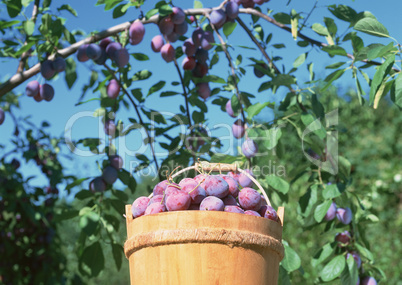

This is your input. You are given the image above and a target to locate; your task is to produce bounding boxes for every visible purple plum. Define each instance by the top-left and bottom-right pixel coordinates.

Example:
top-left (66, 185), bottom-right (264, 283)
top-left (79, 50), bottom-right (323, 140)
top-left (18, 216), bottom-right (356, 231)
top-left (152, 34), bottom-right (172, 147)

top-left (26, 80), bottom-right (40, 97)
top-left (132, 196), bottom-right (151, 218)
top-left (102, 166), bottom-right (118, 184)
top-left (325, 202), bottom-right (337, 221)
top-left (196, 82), bottom-right (210, 100)
top-left (210, 9), bottom-right (227, 28)
top-left (336, 207), bottom-right (352, 224)
top-left (89, 177), bottom-right (106, 192)
top-left (224, 205), bottom-right (244, 214)
top-left (86, 44), bottom-right (102, 60)
top-left (242, 138), bottom-right (258, 158)
top-left (39, 84), bottom-right (54, 102)
top-left (110, 155), bottom-right (123, 169)
top-left (151, 35), bottom-right (164, 52)
top-left (200, 196), bottom-right (225, 211)
top-left (53, 57), bottom-right (66, 72)
top-left (183, 38), bottom-right (196, 56)
top-left (239, 187), bottom-right (261, 211)
top-left (161, 43), bottom-right (175, 62)
top-left (40, 60), bottom-right (55, 79)
top-left (226, 99), bottom-right (236, 117)
top-left (129, 20), bottom-right (145, 45)
top-left (203, 175), bottom-right (229, 198)
top-left (226, 1), bottom-right (240, 19)
top-left (158, 17), bottom-right (174, 35)
top-left (232, 119), bottom-right (245, 138)
top-left (171, 7), bottom-right (185, 24)
top-left (107, 79), bottom-right (120, 99)
top-left (182, 56), bottom-right (196, 70)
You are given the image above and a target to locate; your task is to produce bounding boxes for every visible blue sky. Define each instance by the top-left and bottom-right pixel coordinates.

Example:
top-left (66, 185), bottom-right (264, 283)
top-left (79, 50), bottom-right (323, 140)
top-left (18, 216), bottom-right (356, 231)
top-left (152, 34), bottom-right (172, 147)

top-left (0, 0), bottom-right (400, 196)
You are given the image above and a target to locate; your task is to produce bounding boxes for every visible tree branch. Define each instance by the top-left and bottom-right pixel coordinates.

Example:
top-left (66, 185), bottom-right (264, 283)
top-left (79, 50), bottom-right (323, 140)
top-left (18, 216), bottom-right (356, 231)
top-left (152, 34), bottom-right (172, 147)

top-left (1, 7), bottom-right (399, 98)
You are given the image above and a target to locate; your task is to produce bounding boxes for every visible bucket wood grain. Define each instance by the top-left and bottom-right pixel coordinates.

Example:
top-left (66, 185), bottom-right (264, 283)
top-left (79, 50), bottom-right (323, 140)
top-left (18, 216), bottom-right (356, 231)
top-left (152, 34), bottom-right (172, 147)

top-left (124, 205), bottom-right (284, 285)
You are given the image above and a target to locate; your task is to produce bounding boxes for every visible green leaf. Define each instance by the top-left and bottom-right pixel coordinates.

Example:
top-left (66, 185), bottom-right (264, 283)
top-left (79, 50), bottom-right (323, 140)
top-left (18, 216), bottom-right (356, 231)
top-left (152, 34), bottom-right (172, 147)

top-left (314, 200), bottom-right (332, 223)
top-left (53, 208), bottom-right (79, 222)
top-left (312, 23), bottom-right (329, 36)
top-left (132, 53), bottom-right (149, 61)
top-left (266, 175), bottom-right (289, 194)
top-left (80, 242), bottom-right (105, 277)
top-left (273, 13), bottom-right (291, 25)
top-left (113, 4), bottom-right (127, 18)
top-left (194, 0), bottom-right (202, 8)
top-left (263, 128), bottom-right (282, 150)
top-left (272, 74), bottom-right (296, 87)
top-left (325, 62), bottom-right (346, 69)
top-left (158, 4), bottom-right (172, 17)
top-left (301, 113), bottom-right (326, 139)
top-left (341, 254), bottom-right (359, 285)
top-left (312, 242), bottom-right (335, 267)
top-left (367, 42), bottom-right (395, 61)
top-left (369, 55), bottom-right (394, 105)
top-left (321, 46), bottom-right (347, 57)
top-left (246, 102), bottom-right (269, 120)
top-left (392, 72), bottom-right (402, 108)
top-left (354, 18), bottom-right (389, 38)
top-left (57, 4), bottom-right (78, 16)
top-left (145, 8), bottom-right (158, 19)
top-left (132, 70), bottom-right (152, 81)
top-left (112, 243), bottom-right (123, 271)
top-left (23, 20), bottom-right (35, 35)
top-left (65, 58), bottom-right (77, 89)
top-left (66, 177), bottom-right (90, 191)
top-left (7, 0), bottom-right (22, 18)
top-left (79, 211), bottom-right (99, 236)
top-left (321, 255), bottom-right (346, 282)
top-left (293, 53), bottom-right (306, 68)
top-left (281, 243), bottom-right (301, 272)
top-left (223, 21), bottom-right (237, 37)
top-left (355, 243), bottom-right (374, 261)
top-left (323, 184), bottom-right (342, 199)
top-left (231, 94), bottom-right (241, 114)
top-left (328, 5), bottom-right (357, 23)
top-left (322, 69), bottom-right (345, 91)
top-left (75, 190), bottom-right (93, 200)
top-left (105, 0), bottom-right (122, 11)
top-left (147, 80), bottom-right (165, 96)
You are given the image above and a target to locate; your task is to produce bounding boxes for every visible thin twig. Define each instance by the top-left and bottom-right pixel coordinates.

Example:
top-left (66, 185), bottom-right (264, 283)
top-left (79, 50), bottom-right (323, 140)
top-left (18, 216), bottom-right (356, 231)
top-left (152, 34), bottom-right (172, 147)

top-left (172, 58), bottom-right (192, 127)
top-left (17, 0), bottom-right (40, 73)
top-left (103, 63), bottom-right (161, 180)
top-left (235, 17), bottom-right (280, 74)
top-left (209, 19), bottom-right (247, 123)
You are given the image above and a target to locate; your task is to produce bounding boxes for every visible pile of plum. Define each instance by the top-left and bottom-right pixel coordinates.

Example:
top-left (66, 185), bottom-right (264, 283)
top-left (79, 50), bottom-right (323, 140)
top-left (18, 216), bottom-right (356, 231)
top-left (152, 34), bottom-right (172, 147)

top-left (131, 171), bottom-right (279, 222)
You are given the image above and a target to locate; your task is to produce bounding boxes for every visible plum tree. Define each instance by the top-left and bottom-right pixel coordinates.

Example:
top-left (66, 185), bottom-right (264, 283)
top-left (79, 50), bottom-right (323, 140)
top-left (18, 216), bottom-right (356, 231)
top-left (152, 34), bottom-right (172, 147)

top-left (0, 0), bottom-right (397, 283)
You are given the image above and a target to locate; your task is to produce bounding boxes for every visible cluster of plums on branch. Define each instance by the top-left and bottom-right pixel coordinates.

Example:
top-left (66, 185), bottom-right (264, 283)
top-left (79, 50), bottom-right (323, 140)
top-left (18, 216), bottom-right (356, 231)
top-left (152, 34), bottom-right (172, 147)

top-left (130, 171), bottom-right (279, 223)
top-left (226, 102), bottom-right (259, 158)
top-left (89, 155), bottom-right (123, 192)
top-left (24, 57), bottom-right (66, 102)
top-left (325, 201), bottom-right (377, 284)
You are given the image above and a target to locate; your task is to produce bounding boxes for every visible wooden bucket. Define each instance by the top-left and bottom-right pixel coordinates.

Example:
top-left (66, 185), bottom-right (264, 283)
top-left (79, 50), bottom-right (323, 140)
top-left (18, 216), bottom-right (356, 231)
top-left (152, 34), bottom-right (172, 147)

top-left (124, 162), bottom-right (285, 285)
